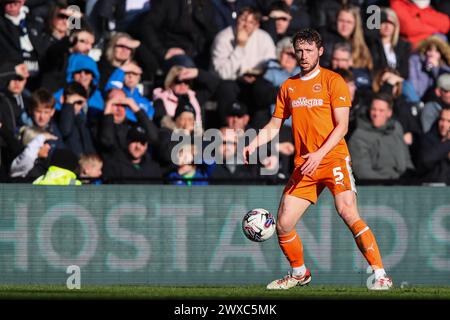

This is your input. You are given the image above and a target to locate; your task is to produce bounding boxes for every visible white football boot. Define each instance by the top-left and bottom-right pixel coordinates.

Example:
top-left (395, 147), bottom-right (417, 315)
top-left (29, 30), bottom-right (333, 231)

top-left (266, 269), bottom-right (312, 290)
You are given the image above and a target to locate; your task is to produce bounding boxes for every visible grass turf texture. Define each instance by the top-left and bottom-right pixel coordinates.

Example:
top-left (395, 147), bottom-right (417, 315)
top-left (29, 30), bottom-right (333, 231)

top-left (0, 285), bottom-right (449, 299)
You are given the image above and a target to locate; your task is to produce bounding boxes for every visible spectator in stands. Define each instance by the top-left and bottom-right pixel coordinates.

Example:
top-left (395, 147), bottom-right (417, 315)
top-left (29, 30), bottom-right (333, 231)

top-left (78, 153), bottom-right (103, 184)
top-left (211, 0), bottom-right (257, 32)
top-left (58, 82), bottom-right (97, 157)
top-left (320, 5), bottom-right (373, 72)
top-left (348, 92), bottom-right (415, 180)
top-left (278, 0), bottom-right (311, 35)
top-left (261, 1), bottom-right (295, 44)
top-left (54, 53), bottom-right (104, 120)
top-left (138, 0), bottom-right (218, 71)
top-left (372, 67), bottom-right (422, 151)
top-left (421, 73), bottom-right (450, 133)
top-left (367, 7), bottom-right (411, 80)
top-left (45, 1), bottom-right (82, 44)
top-left (209, 127), bottom-right (258, 182)
top-left (390, 0), bottom-right (449, 49)
top-left (97, 88), bottom-right (158, 160)
top-left (0, 0), bottom-right (50, 90)
top-left (416, 105), bottom-right (450, 185)
top-left (26, 88), bottom-right (64, 149)
top-left (331, 42), bottom-right (372, 91)
top-left (102, 125), bottom-right (162, 184)
top-left (104, 60), bottom-right (154, 122)
top-left (408, 35), bottom-right (450, 102)
top-left (167, 143), bottom-right (209, 185)
top-left (157, 97), bottom-right (201, 171)
top-left (40, 26), bottom-right (96, 92)
top-left (211, 7), bottom-right (275, 81)
top-left (211, 7), bottom-right (276, 125)
top-left (97, 32), bottom-right (141, 90)
top-left (153, 65), bottom-right (213, 128)
top-left (9, 126), bottom-right (57, 179)
top-left (33, 147), bottom-right (81, 185)
top-left (0, 65), bottom-right (31, 135)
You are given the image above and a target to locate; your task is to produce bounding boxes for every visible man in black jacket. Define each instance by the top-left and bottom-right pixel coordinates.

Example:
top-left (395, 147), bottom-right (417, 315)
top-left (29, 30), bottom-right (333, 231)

top-left (417, 106), bottom-right (450, 185)
top-left (102, 125), bottom-right (162, 184)
top-left (0, 0), bottom-right (51, 90)
top-left (97, 88), bottom-right (158, 160)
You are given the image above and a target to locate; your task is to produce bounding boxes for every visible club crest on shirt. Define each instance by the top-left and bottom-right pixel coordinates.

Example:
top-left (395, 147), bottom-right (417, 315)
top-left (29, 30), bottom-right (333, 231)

top-left (312, 83), bottom-right (322, 93)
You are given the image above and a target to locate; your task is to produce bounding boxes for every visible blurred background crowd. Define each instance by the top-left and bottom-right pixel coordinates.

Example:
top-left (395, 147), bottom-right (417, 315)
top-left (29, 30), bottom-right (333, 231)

top-left (0, 0), bottom-right (449, 185)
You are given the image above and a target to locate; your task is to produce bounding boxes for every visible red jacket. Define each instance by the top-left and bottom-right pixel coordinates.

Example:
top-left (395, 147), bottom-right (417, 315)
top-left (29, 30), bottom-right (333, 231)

top-left (390, 0), bottom-right (449, 48)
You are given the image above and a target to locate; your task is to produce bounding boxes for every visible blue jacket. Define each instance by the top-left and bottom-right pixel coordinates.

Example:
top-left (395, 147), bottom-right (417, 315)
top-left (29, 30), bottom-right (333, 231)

top-left (263, 59), bottom-right (300, 88)
top-left (104, 68), bottom-right (155, 122)
top-left (54, 53), bottom-right (104, 112)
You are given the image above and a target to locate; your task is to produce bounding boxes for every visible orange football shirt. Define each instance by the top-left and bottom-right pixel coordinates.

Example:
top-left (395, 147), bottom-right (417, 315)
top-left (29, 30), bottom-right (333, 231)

top-left (273, 67), bottom-right (351, 167)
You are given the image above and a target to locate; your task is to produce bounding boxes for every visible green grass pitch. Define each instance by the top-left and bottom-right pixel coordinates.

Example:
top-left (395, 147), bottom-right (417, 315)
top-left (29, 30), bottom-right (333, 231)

top-left (0, 285), bottom-right (449, 299)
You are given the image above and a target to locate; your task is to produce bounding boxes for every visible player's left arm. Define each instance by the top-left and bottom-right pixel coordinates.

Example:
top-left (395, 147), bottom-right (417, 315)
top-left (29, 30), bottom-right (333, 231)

top-left (300, 107), bottom-right (349, 176)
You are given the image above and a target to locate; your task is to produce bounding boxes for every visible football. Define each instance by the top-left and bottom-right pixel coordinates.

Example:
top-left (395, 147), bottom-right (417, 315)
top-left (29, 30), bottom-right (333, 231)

top-left (242, 208), bottom-right (276, 242)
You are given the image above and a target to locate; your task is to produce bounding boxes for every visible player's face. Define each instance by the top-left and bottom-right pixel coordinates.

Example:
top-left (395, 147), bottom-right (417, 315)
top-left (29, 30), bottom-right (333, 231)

top-left (294, 40), bottom-right (323, 74)
top-left (370, 99), bottom-right (392, 128)
top-left (438, 109), bottom-right (450, 140)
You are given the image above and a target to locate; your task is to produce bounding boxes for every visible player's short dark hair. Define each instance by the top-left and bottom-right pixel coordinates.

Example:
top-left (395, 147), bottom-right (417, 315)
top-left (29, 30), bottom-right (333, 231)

top-left (31, 88), bottom-right (56, 111)
top-left (63, 81), bottom-right (88, 99)
top-left (292, 28), bottom-right (323, 49)
top-left (372, 92), bottom-right (394, 110)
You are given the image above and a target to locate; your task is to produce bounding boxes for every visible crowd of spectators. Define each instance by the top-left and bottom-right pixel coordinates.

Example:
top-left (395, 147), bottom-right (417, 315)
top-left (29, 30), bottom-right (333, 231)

top-left (0, 0), bottom-right (449, 185)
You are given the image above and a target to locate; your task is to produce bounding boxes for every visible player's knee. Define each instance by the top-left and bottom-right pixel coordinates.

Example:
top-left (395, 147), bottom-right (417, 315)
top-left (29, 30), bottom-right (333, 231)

top-left (336, 199), bottom-right (357, 221)
top-left (276, 218), bottom-right (294, 235)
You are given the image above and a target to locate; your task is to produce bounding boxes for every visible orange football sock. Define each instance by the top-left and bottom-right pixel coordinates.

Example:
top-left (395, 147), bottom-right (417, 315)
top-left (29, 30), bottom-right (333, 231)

top-left (278, 229), bottom-right (304, 268)
top-left (350, 219), bottom-right (384, 270)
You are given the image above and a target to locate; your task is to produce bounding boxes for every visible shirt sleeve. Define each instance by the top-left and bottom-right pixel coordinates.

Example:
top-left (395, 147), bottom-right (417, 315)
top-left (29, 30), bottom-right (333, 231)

top-left (272, 84), bottom-right (291, 119)
top-left (330, 74), bottom-right (352, 109)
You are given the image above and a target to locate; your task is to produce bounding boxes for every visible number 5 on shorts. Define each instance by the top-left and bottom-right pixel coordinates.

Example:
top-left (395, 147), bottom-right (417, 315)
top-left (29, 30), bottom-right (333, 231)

top-left (333, 167), bottom-right (344, 185)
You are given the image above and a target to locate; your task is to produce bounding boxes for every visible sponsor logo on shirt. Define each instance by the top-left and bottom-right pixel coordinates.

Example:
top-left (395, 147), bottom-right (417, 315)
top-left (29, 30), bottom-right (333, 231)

top-left (291, 97), bottom-right (324, 108)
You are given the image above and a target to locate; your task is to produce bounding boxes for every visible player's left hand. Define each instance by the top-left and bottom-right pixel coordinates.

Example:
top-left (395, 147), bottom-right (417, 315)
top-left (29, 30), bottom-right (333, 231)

top-left (300, 151), bottom-right (325, 176)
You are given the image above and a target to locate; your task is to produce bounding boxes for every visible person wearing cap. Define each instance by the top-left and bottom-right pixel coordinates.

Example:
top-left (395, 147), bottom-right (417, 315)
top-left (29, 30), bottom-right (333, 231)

top-left (104, 60), bottom-right (154, 122)
top-left (157, 96), bottom-right (199, 170)
top-left (98, 32), bottom-right (141, 90)
top-left (367, 7), bottom-right (411, 80)
top-left (97, 88), bottom-right (158, 161)
top-left (421, 73), bottom-right (450, 133)
top-left (102, 125), bottom-right (162, 184)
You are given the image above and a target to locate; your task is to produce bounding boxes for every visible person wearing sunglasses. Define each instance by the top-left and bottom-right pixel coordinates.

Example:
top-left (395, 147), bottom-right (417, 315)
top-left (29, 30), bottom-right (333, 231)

top-left (53, 53), bottom-right (104, 122)
top-left (261, 1), bottom-right (294, 44)
top-left (98, 32), bottom-right (141, 90)
top-left (104, 60), bottom-right (155, 123)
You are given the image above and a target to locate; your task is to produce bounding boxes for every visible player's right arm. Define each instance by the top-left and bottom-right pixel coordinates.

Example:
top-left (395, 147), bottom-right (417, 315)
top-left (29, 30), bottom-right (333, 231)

top-left (243, 116), bottom-right (283, 164)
